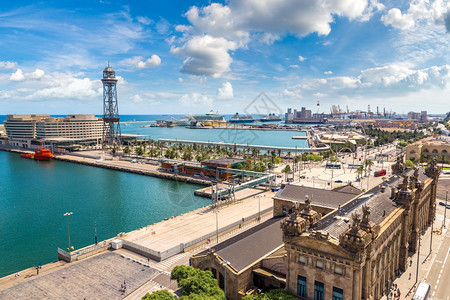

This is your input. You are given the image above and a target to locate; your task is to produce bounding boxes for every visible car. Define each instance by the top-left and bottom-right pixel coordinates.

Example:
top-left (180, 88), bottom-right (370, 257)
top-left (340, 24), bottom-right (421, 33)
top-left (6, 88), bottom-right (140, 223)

top-left (334, 180), bottom-right (343, 183)
top-left (439, 201), bottom-right (446, 206)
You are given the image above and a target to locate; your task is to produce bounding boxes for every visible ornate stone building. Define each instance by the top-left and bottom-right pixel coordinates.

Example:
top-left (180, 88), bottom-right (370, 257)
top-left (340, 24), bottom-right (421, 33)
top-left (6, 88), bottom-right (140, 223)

top-left (282, 157), bottom-right (440, 299)
top-left (190, 157), bottom-right (440, 300)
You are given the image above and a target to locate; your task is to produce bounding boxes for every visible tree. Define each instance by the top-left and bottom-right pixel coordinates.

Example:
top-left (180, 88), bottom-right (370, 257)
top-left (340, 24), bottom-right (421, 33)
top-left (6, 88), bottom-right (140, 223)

top-left (356, 165), bottom-right (364, 180)
top-left (123, 145), bottom-right (130, 156)
top-left (142, 290), bottom-right (175, 300)
top-left (136, 146), bottom-right (144, 156)
top-left (170, 266), bottom-right (224, 299)
top-left (283, 165), bottom-right (291, 181)
top-left (364, 159), bottom-right (374, 176)
top-left (405, 159), bottom-right (414, 167)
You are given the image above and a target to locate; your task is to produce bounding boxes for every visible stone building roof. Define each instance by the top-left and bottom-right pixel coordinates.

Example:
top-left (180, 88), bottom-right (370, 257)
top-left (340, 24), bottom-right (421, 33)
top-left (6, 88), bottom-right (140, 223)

top-left (206, 217), bottom-right (284, 272)
top-left (315, 168), bottom-right (429, 239)
top-left (274, 185), bottom-right (359, 209)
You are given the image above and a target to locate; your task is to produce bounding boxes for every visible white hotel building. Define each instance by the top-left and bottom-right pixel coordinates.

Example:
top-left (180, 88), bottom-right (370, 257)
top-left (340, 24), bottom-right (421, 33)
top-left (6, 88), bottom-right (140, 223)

top-left (2, 114), bottom-right (103, 149)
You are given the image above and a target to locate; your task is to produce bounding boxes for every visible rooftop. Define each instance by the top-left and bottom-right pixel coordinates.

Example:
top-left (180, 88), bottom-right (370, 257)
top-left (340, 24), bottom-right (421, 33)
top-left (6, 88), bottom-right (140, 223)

top-left (205, 217), bottom-right (284, 272)
top-left (202, 158), bottom-right (247, 166)
top-left (315, 168), bottom-right (430, 239)
top-left (274, 185), bottom-right (359, 209)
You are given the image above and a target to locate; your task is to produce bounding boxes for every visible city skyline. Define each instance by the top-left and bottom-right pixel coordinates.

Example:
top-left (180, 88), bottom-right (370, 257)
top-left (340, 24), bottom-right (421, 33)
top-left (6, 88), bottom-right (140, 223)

top-left (0, 0), bottom-right (449, 115)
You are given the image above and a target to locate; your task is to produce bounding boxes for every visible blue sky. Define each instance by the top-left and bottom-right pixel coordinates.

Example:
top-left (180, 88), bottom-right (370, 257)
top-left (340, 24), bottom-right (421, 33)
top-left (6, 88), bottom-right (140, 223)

top-left (0, 0), bottom-right (449, 115)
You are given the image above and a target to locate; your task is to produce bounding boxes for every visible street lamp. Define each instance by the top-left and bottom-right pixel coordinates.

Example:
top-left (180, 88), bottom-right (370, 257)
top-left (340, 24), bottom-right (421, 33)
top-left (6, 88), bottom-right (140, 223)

top-left (63, 212), bottom-right (73, 252)
top-left (257, 195), bottom-right (261, 222)
top-left (221, 260), bottom-right (231, 299)
top-left (214, 210), bottom-right (220, 243)
top-left (444, 191), bottom-right (448, 229)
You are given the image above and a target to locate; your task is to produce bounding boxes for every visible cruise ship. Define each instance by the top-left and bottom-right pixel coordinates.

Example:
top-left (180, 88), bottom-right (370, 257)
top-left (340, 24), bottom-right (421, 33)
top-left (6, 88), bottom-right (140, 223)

top-left (259, 113), bottom-right (282, 122)
top-left (228, 113), bottom-right (255, 123)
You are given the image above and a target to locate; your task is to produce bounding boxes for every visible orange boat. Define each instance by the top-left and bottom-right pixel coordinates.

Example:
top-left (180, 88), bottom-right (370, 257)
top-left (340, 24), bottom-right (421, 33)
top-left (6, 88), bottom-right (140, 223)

top-left (20, 147), bottom-right (53, 161)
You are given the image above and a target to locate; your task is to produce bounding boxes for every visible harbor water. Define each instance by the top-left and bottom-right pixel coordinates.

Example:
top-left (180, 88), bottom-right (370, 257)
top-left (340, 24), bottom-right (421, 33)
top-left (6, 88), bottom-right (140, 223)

top-left (0, 151), bottom-right (208, 277)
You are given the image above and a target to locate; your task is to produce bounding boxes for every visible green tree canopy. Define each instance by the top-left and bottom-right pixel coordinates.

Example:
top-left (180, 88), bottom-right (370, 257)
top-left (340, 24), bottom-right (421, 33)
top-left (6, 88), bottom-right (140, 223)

top-left (142, 290), bottom-right (175, 300)
top-left (170, 266), bottom-right (224, 299)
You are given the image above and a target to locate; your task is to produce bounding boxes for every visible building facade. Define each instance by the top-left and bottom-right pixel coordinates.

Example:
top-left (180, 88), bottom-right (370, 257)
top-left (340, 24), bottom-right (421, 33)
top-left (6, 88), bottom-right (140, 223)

top-left (35, 114), bottom-right (103, 140)
top-left (3, 114), bottom-right (104, 148)
top-left (282, 157), bottom-right (440, 300)
top-left (406, 136), bottom-right (450, 163)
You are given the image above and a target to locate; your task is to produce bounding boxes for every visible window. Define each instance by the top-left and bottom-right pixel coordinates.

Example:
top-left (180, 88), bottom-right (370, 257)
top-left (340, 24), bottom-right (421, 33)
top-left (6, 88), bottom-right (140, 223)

top-left (410, 150), bottom-right (415, 154)
top-left (314, 281), bottom-right (324, 300)
top-left (332, 287), bottom-right (343, 300)
top-left (297, 275), bottom-right (307, 297)
top-left (211, 268), bottom-right (217, 279)
top-left (423, 148), bottom-right (429, 153)
top-left (443, 150), bottom-right (448, 154)
top-left (299, 255), bottom-right (306, 264)
top-left (334, 266), bottom-right (343, 275)
top-left (432, 149), bottom-right (438, 154)
top-left (316, 260), bottom-right (323, 269)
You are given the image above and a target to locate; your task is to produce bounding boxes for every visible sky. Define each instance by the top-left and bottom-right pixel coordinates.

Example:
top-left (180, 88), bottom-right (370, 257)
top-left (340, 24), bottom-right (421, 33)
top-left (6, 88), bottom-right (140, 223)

top-left (0, 0), bottom-right (449, 115)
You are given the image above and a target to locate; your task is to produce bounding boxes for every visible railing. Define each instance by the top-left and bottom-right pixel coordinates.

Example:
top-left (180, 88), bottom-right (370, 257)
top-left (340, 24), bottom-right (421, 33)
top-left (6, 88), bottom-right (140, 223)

top-left (57, 240), bottom-right (111, 262)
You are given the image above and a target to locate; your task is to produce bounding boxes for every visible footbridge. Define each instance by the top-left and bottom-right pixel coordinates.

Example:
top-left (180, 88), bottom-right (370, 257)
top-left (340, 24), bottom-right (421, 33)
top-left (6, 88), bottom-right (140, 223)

top-left (158, 138), bottom-right (330, 152)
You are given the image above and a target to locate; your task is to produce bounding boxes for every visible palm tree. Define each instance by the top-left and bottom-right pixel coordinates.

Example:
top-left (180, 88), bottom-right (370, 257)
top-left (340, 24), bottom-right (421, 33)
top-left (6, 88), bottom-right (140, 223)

top-left (283, 165), bottom-right (291, 181)
top-left (356, 165), bottom-right (364, 180)
top-left (364, 159), bottom-right (374, 177)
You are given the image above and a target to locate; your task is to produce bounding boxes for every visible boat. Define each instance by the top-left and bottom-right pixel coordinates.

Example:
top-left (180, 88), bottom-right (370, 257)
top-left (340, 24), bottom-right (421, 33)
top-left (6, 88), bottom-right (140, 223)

top-left (20, 147), bottom-right (53, 161)
top-left (192, 110), bottom-right (226, 123)
top-left (228, 113), bottom-right (255, 123)
top-left (259, 113), bottom-right (282, 122)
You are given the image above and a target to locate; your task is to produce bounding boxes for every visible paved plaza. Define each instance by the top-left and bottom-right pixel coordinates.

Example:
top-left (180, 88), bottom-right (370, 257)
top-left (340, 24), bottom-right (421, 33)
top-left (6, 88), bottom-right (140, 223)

top-left (0, 252), bottom-right (158, 300)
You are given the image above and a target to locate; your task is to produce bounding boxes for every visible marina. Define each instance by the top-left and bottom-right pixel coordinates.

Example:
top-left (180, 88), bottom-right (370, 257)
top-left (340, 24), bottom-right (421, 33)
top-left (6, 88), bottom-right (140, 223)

top-left (0, 150), bottom-right (209, 278)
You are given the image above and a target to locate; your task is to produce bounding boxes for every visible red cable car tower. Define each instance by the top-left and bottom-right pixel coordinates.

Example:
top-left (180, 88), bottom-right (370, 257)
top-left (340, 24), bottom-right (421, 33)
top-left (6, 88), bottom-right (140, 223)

top-left (102, 63), bottom-right (121, 145)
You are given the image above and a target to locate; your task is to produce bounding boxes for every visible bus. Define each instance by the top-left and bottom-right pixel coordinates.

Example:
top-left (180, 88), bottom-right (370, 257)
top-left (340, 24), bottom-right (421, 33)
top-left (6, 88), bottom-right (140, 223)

top-left (412, 282), bottom-right (431, 300)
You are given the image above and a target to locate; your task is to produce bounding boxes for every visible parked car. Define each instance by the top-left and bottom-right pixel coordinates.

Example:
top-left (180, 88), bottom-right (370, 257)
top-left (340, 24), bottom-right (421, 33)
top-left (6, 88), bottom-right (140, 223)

top-left (334, 180), bottom-right (343, 183)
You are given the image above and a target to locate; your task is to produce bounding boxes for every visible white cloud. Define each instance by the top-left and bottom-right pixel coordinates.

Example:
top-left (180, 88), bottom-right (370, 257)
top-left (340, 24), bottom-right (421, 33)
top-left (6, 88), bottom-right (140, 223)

top-left (179, 93), bottom-right (213, 106)
top-left (284, 64), bottom-right (450, 99)
top-left (136, 55), bottom-right (162, 69)
top-left (131, 94), bottom-right (144, 103)
top-left (381, 0), bottom-right (449, 31)
top-left (178, 77), bottom-right (184, 82)
top-left (136, 16), bottom-right (152, 25)
top-left (0, 61), bottom-right (17, 70)
top-left (289, 65), bottom-right (300, 68)
top-left (9, 68), bottom-right (45, 82)
top-left (29, 69), bottom-right (45, 79)
top-left (172, 0), bottom-right (383, 77)
top-left (171, 35), bottom-right (237, 78)
top-left (298, 56), bottom-right (306, 62)
top-left (324, 71), bottom-right (333, 75)
top-left (381, 8), bottom-right (415, 29)
top-left (120, 55), bottom-right (161, 69)
top-left (217, 82), bottom-right (234, 99)
top-left (10, 69), bottom-right (25, 81)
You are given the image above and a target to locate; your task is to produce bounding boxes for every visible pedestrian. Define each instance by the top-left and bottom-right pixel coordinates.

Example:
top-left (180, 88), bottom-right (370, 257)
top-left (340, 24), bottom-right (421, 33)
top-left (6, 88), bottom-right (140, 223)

top-left (410, 259), bottom-right (413, 267)
top-left (36, 266), bottom-right (39, 275)
top-left (123, 283), bottom-right (127, 293)
top-left (147, 257), bottom-right (150, 264)
top-left (121, 283), bottom-right (123, 291)
top-left (409, 272), bottom-right (411, 280)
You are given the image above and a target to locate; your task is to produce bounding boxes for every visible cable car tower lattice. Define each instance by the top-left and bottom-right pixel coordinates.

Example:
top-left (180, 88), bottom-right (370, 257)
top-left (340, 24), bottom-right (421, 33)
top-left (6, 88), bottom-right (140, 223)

top-left (101, 63), bottom-right (121, 145)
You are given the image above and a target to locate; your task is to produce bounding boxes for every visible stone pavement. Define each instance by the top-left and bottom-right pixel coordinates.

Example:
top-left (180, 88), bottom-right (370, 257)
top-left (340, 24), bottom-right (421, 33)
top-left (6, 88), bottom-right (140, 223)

top-left (0, 251), bottom-right (158, 300)
top-left (123, 187), bottom-right (275, 253)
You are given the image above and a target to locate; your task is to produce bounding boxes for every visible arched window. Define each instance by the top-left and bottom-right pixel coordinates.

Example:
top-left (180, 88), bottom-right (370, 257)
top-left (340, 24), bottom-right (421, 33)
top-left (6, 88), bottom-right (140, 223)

top-left (423, 148), bottom-right (429, 153)
top-left (432, 149), bottom-right (438, 154)
top-left (410, 150), bottom-right (415, 154)
top-left (442, 150), bottom-right (448, 154)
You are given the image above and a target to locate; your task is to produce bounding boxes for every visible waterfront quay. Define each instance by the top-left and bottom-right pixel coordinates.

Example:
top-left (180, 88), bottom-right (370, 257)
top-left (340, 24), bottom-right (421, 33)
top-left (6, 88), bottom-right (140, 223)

top-left (0, 188), bottom-right (276, 299)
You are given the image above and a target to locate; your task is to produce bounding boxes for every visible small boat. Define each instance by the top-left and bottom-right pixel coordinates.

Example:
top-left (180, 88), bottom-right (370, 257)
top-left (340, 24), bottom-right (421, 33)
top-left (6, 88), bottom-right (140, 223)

top-left (20, 147), bottom-right (53, 161)
top-left (260, 113), bottom-right (282, 122)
